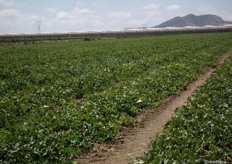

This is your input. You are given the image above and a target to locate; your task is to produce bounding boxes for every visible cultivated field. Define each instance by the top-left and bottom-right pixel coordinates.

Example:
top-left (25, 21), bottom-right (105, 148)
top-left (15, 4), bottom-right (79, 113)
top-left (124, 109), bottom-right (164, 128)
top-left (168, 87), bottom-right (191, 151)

top-left (140, 52), bottom-right (232, 163)
top-left (1, 33), bottom-right (232, 163)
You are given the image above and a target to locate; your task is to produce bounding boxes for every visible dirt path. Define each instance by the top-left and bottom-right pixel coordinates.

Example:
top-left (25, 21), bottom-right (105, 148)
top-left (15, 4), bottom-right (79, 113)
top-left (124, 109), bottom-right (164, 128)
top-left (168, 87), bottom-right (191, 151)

top-left (77, 49), bottom-right (231, 164)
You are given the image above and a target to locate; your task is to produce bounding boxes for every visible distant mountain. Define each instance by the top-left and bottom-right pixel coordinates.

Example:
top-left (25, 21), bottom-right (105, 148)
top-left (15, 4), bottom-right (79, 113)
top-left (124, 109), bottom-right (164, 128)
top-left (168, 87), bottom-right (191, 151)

top-left (155, 14), bottom-right (232, 28)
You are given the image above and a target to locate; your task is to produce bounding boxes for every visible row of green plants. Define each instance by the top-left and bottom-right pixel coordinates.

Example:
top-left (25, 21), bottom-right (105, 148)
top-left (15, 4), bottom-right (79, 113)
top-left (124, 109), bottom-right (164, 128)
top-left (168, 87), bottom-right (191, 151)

top-left (139, 51), bottom-right (232, 163)
top-left (1, 33), bottom-right (232, 163)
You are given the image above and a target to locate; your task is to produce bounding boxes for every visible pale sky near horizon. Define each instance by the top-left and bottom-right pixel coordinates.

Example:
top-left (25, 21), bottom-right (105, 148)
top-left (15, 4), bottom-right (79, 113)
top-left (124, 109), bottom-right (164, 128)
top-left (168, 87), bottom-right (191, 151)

top-left (0, 0), bottom-right (232, 34)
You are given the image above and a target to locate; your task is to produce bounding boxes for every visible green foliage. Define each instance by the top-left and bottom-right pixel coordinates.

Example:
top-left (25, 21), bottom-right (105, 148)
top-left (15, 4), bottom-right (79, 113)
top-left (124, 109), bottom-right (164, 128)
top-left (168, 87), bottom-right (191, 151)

top-left (140, 52), bottom-right (232, 163)
top-left (1, 33), bottom-right (232, 163)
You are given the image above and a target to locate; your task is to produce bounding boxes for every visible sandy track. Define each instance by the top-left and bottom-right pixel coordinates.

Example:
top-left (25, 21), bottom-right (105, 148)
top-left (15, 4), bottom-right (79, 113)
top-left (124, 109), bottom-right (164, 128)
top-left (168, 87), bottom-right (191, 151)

top-left (77, 49), bottom-right (231, 164)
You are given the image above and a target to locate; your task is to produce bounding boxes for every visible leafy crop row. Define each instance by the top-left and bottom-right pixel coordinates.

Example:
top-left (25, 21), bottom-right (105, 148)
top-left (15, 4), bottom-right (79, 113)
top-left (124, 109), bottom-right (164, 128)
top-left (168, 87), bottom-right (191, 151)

top-left (140, 51), bottom-right (232, 163)
top-left (1, 33), bottom-right (232, 163)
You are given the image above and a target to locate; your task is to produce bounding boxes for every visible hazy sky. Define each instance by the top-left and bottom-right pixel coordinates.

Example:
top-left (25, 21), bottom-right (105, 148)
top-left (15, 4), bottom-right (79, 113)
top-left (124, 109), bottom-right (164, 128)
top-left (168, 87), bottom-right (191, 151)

top-left (0, 0), bottom-right (232, 34)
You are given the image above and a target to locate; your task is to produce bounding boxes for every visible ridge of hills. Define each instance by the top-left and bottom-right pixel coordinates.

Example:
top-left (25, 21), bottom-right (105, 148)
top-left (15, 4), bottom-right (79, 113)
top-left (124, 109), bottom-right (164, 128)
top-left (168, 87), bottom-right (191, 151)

top-left (155, 14), bottom-right (232, 28)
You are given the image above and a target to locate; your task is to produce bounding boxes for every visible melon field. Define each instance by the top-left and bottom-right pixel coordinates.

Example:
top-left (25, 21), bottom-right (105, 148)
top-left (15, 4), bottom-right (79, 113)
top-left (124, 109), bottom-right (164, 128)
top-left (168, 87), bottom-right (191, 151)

top-left (0, 33), bottom-right (232, 163)
top-left (140, 51), bottom-right (232, 163)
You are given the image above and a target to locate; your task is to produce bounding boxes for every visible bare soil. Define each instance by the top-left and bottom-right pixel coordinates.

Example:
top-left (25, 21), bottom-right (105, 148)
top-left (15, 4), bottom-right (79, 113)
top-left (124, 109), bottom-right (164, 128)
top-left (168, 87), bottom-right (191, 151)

top-left (77, 49), bottom-right (231, 164)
